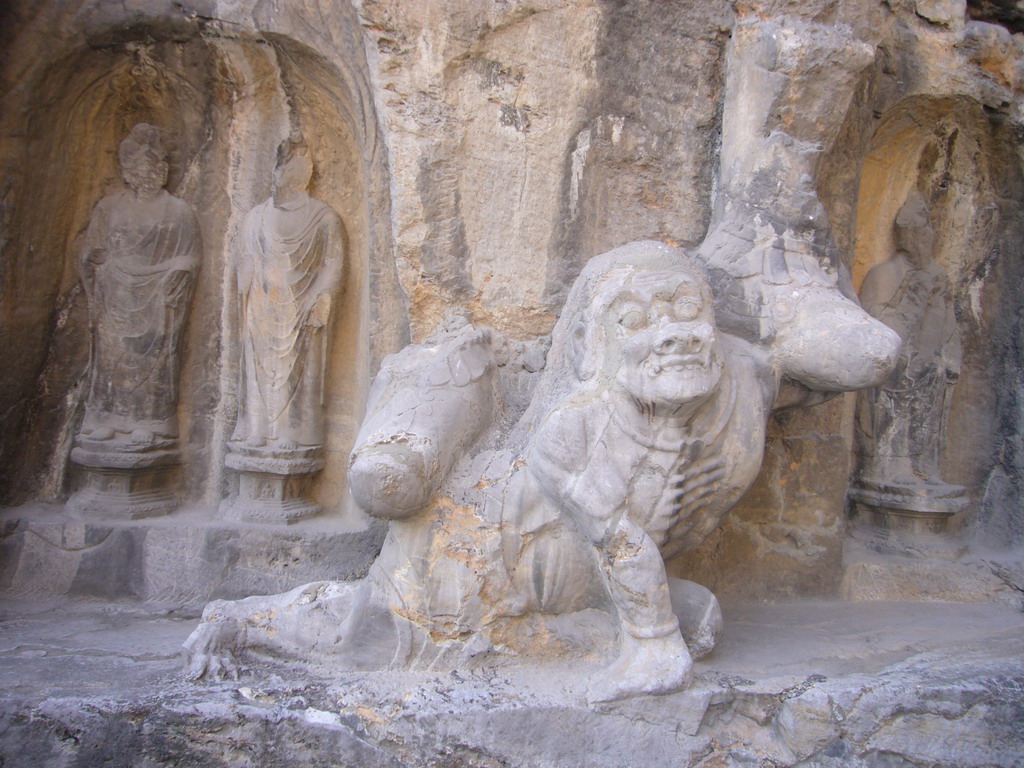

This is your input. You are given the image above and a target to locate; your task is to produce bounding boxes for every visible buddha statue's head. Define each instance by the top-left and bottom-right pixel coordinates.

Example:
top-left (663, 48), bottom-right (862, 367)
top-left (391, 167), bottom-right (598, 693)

top-left (119, 123), bottom-right (168, 197)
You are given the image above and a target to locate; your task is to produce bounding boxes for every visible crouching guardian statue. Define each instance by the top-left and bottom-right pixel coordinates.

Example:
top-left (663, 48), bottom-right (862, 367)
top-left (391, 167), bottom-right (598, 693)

top-left (184, 240), bottom-right (900, 702)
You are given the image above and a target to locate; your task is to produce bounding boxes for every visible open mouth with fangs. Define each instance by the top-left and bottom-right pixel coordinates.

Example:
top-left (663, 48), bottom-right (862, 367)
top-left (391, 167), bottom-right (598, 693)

top-left (647, 355), bottom-right (709, 374)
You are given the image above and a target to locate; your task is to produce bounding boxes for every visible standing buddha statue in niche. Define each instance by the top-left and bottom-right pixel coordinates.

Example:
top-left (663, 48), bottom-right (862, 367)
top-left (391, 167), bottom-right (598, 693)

top-left (67, 123), bottom-right (200, 520)
top-left (231, 137), bottom-right (344, 452)
top-left (224, 137), bottom-right (344, 523)
top-left (77, 123), bottom-right (200, 448)
top-left (851, 191), bottom-right (966, 533)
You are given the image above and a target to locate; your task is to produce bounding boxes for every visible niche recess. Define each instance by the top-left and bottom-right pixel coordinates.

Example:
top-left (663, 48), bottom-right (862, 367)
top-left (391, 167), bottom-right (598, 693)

top-left (850, 95), bottom-right (1024, 529)
top-left (1, 28), bottom-right (383, 519)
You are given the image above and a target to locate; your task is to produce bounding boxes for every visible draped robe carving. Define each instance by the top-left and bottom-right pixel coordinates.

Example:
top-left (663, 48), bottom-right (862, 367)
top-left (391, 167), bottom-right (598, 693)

top-left (231, 197), bottom-right (343, 450)
top-left (79, 189), bottom-right (199, 441)
top-left (851, 192), bottom-right (966, 526)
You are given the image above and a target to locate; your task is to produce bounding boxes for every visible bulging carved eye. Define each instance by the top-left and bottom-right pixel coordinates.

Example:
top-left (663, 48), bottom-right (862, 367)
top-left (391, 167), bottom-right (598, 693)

top-left (675, 299), bottom-right (700, 321)
top-left (619, 308), bottom-right (645, 330)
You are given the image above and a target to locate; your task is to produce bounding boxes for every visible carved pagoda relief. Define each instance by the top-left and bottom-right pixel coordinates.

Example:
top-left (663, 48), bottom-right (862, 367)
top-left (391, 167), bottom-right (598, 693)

top-left (222, 137), bottom-right (346, 524)
top-left (851, 191), bottom-right (967, 536)
top-left (66, 123), bottom-right (200, 520)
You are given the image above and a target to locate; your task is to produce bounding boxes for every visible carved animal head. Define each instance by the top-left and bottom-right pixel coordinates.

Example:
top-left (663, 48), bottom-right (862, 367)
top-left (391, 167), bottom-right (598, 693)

top-left (118, 123), bottom-right (168, 195)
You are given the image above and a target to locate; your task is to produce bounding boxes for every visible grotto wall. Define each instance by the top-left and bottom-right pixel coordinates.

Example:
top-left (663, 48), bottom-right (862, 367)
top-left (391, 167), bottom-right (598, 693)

top-left (0, 0), bottom-right (1022, 612)
top-left (0, 0), bottom-right (406, 517)
top-left (0, 0), bottom-right (414, 602)
top-left (1, 2), bottom-right (1024, 767)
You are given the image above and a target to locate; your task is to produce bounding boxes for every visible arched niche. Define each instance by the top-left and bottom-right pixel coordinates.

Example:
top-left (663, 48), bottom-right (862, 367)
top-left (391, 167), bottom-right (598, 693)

top-left (1, 26), bottom-right (398, 521)
top-left (207, 34), bottom-right (379, 514)
top-left (852, 96), bottom-right (1001, 289)
top-left (850, 94), bottom-right (1024, 525)
top-left (0, 36), bottom-right (230, 502)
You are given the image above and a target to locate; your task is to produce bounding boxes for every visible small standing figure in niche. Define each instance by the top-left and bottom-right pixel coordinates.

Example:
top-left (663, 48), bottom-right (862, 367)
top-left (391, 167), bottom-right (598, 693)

top-left (223, 136), bottom-right (345, 523)
top-left (78, 123), bottom-right (200, 445)
top-left (68, 123), bottom-right (200, 519)
top-left (851, 191), bottom-right (967, 536)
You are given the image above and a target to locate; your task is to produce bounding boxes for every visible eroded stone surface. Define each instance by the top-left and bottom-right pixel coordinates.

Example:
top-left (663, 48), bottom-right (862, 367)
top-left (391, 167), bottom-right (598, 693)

top-left (65, 124), bottom-right (201, 521)
top-left (5, 598), bottom-right (1024, 767)
top-left (184, 239), bottom-right (899, 702)
top-left (0, 504), bottom-right (385, 610)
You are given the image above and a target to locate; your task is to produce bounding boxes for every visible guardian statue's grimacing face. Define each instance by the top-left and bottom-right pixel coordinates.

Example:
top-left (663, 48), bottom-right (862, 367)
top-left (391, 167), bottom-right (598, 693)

top-left (606, 269), bottom-right (723, 412)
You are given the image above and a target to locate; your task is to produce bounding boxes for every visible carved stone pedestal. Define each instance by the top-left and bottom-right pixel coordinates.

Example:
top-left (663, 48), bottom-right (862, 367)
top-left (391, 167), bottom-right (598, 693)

top-left (66, 444), bottom-right (180, 520)
top-left (849, 476), bottom-right (968, 559)
top-left (850, 476), bottom-right (968, 533)
top-left (222, 446), bottom-right (324, 524)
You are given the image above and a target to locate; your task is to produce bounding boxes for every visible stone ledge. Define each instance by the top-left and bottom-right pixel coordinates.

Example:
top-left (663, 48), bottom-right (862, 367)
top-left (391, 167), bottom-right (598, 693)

top-left (841, 536), bottom-right (1024, 609)
top-left (1, 598), bottom-right (1021, 767)
top-left (0, 504), bottom-right (386, 611)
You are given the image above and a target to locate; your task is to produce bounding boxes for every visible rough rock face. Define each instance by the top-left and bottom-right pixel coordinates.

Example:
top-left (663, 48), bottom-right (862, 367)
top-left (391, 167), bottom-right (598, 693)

top-left (3, 598), bottom-right (1023, 768)
top-left (968, 0), bottom-right (1024, 32)
top-left (1, 0), bottom-right (1022, 599)
top-left (1, 0), bottom-right (1024, 762)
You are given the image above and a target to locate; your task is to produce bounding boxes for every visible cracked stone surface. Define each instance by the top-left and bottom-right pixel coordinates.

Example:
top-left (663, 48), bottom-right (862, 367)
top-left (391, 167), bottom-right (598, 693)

top-left (2, 597), bottom-right (1022, 767)
top-left (0, 1), bottom-right (1022, 762)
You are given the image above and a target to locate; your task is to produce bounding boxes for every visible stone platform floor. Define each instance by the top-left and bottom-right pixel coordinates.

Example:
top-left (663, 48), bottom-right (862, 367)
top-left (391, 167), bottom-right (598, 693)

top-left (1, 596), bottom-right (1023, 767)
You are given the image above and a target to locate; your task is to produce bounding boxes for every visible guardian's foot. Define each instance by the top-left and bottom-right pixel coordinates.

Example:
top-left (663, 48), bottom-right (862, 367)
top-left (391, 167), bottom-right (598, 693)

top-left (587, 631), bottom-right (693, 704)
top-left (182, 615), bottom-right (241, 681)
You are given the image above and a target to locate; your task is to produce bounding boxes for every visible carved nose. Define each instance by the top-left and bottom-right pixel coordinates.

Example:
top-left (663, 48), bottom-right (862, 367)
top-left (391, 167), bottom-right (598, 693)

top-left (655, 325), bottom-right (704, 355)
